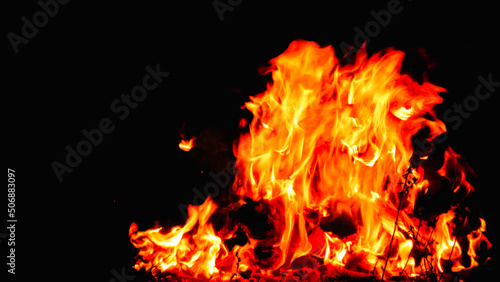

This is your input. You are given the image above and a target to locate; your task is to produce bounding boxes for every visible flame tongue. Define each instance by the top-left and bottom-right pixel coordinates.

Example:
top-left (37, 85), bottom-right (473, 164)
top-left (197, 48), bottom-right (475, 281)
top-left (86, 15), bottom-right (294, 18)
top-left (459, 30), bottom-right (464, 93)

top-left (129, 198), bottom-right (231, 279)
top-left (129, 40), bottom-right (490, 281)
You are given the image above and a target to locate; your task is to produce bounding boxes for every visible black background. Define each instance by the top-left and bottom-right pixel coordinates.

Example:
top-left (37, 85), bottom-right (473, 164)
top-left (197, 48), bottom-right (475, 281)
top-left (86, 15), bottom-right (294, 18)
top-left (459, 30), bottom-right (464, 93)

top-left (4, 0), bottom-right (499, 281)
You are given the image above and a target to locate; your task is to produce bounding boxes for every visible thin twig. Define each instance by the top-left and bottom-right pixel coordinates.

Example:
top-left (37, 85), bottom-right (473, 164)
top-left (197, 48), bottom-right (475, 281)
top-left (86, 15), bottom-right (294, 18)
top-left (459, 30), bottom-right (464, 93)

top-left (421, 258), bottom-right (428, 278)
top-left (423, 225), bottom-right (437, 278)
top-left (419, 224), bottom-right (436, 279)
top-left (401, 218), bottom-right (422, 277)
top-left (230, 252), bottom-right (240, 282)
top-left (415, 217), bottom-right (422, 242)
top-left (437, 238), bottom-right (458, 282)
top-left (424, 226), bottom-right (435, 250)
top-left (402, 270), bottom-right (413, 282)
top-left (409, 230), bottom-right (435, 279)
top-left (381, 165), bottom-right (413, 281)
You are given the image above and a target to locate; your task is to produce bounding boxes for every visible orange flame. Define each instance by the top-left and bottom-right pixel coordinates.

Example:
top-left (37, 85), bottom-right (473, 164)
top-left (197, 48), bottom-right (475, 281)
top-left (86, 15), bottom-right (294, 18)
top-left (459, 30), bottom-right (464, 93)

top-left (179, 137), bottom-right (195, 151)
top-left (467, 218), bottom-right (491, 268)
top-left (129, 198), bottom-right (232, 279)
top-left (130, 40), bottom-right (490, 281)
top-left (234, 40), bottom-right (446, 278)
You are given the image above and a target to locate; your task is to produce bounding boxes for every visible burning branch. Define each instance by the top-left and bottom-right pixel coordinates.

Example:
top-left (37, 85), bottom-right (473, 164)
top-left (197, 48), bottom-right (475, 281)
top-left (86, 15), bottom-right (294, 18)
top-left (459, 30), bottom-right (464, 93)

top-left (381, 165), bottom-right (414, 281)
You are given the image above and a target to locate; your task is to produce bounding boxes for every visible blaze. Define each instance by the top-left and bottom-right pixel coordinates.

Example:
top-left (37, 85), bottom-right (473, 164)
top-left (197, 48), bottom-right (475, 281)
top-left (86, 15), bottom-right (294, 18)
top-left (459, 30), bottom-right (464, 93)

top-left (130, 40), bottom-right (490, 281)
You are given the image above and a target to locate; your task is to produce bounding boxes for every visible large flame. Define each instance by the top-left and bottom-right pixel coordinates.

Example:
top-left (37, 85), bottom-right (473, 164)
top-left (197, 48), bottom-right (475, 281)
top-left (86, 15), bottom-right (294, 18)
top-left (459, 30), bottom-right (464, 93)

top-left (129, 40), bottom-right (490, 281)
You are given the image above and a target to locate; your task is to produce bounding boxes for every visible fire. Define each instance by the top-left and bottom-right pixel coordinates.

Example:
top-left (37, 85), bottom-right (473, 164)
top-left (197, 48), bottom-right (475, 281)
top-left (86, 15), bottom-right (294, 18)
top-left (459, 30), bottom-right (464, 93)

top-left (179, 137), bottom-right (195, 151)
top-left (130, 40), bottom-right (490, 281)
top-left (129, 198), bottom-right (232, 279)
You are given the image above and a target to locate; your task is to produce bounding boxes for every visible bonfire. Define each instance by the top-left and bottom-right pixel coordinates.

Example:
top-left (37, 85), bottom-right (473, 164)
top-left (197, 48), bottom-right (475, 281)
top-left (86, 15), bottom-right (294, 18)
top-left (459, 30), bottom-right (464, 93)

top-left (129, 40), bottom-right (491, 281)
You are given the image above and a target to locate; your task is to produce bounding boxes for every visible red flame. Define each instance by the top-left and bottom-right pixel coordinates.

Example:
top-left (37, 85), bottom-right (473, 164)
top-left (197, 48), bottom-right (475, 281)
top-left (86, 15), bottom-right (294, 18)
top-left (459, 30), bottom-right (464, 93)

top-left (129, 40), bottom-right (490, 281)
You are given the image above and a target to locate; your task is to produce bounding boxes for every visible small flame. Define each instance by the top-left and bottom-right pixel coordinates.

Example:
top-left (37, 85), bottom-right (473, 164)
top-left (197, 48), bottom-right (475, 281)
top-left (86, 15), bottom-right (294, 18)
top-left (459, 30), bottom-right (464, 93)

top-left (179, 137), bottom-right (195, 151)
top-left (467, 218), bottom-right (491, 268)
top-left (438, 147), bottom-right (475, 195)
top-left (392, 106), bottom-right (413, 120)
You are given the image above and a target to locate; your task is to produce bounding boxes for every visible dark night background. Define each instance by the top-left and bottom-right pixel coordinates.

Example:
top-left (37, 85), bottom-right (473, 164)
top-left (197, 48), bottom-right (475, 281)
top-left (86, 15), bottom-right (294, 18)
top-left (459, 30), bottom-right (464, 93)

top-left (3, 0), bottom-right (499, 281)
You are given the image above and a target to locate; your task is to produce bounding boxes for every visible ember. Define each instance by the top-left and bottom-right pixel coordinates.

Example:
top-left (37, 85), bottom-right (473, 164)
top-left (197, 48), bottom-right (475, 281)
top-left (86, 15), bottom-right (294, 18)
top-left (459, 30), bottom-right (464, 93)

top-left (129, 40), bottom-right (491, 281)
